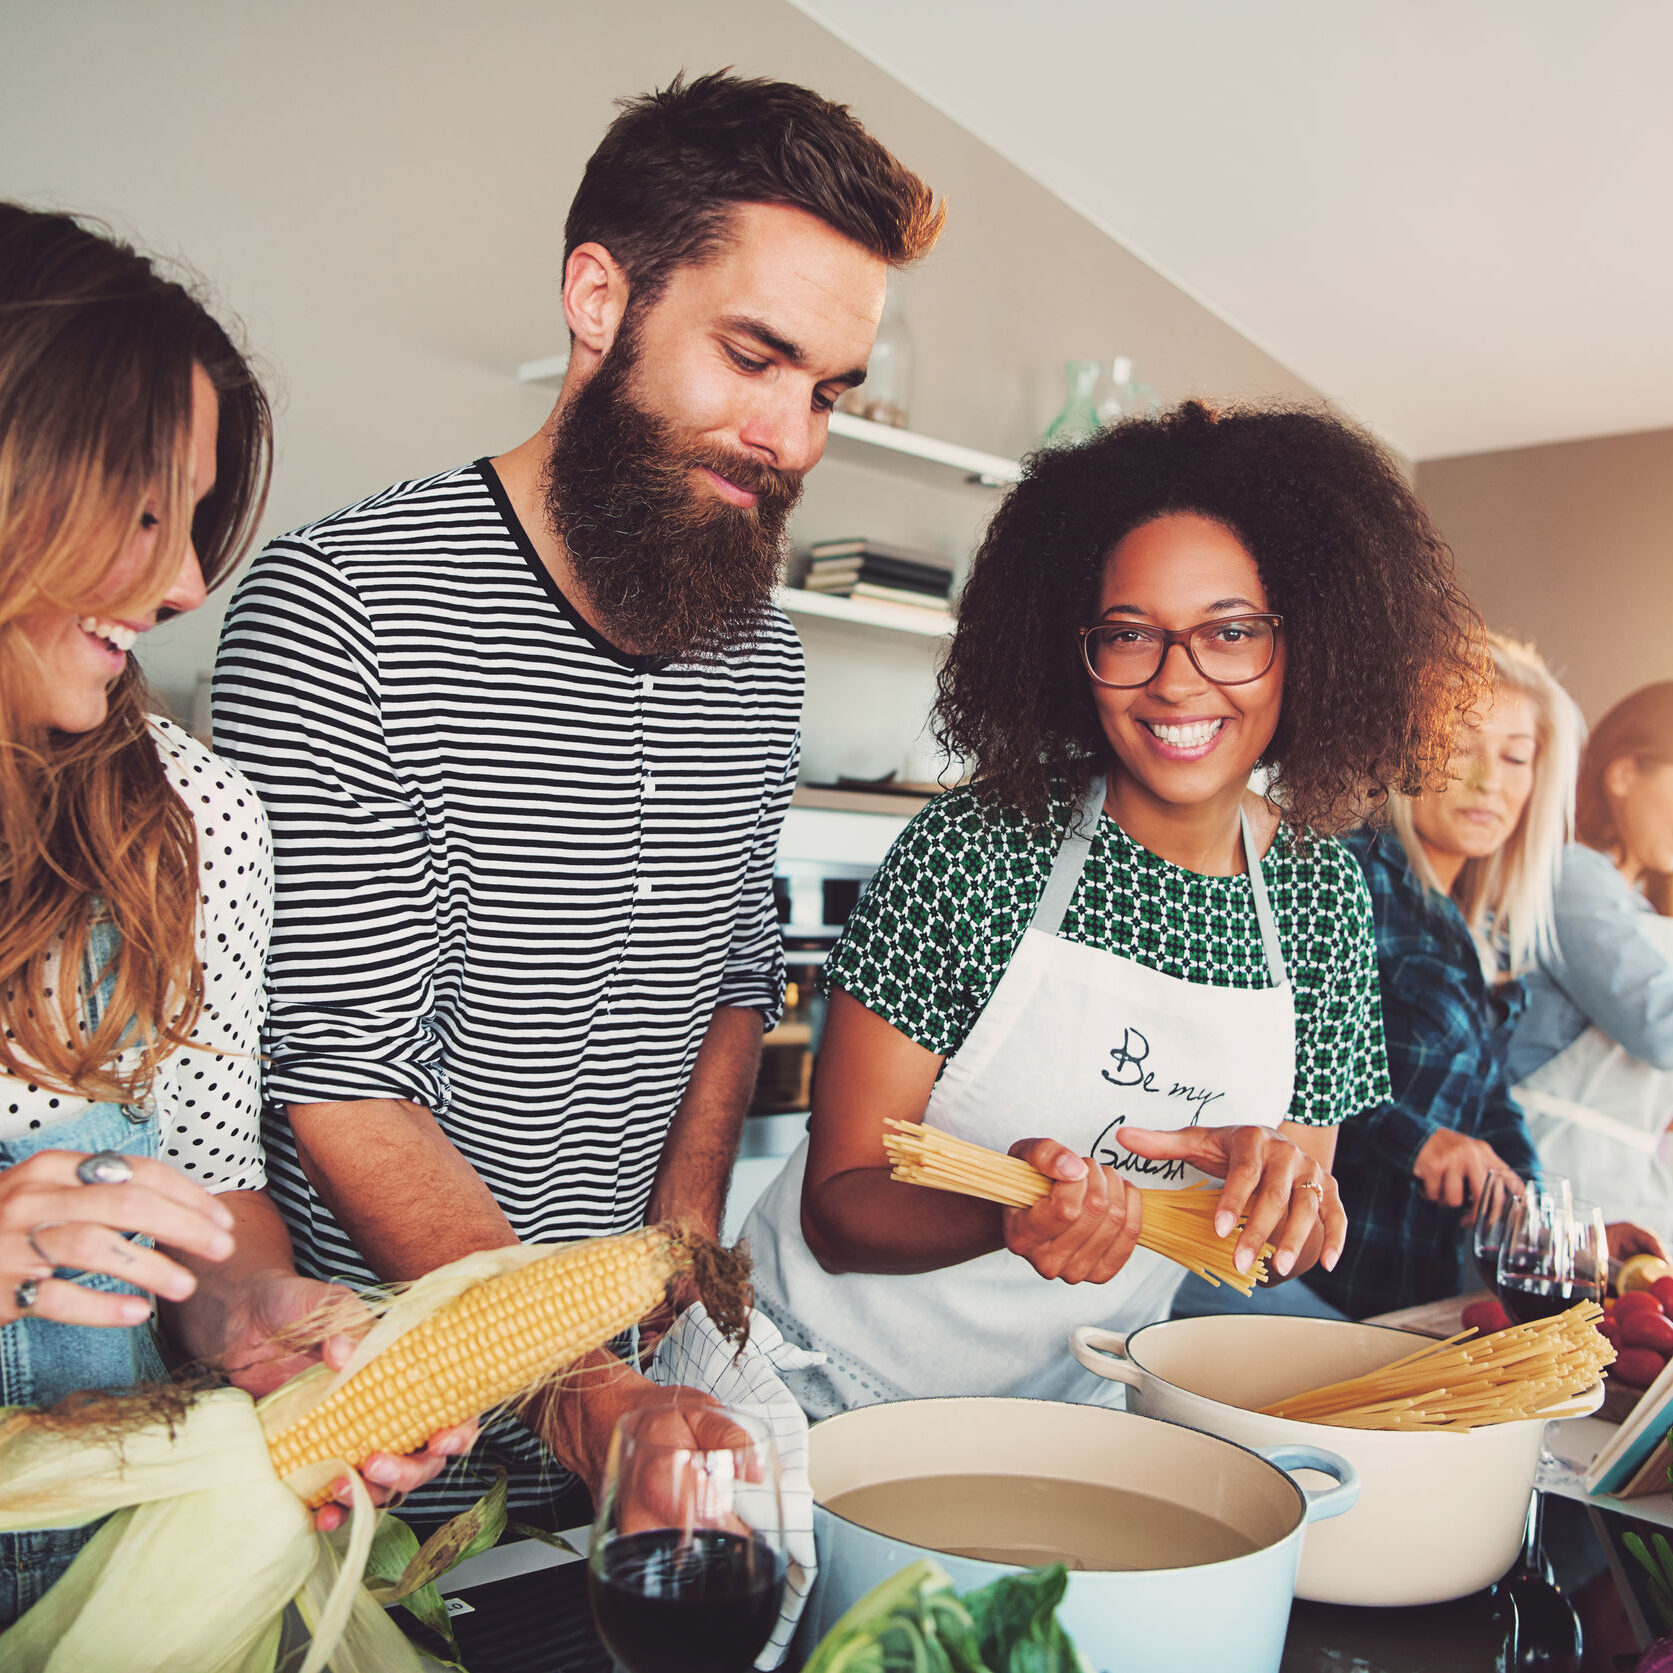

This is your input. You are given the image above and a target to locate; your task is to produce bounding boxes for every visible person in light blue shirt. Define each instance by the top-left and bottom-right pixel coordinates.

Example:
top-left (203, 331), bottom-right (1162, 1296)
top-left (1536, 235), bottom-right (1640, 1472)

top-left (1510, 682), bottom-right (1673, 1250)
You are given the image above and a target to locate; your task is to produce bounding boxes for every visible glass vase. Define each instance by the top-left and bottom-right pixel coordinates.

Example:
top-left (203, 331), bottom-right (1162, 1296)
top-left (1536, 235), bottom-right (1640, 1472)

top-left (838, 287), bottom-right (913, 428)
top-left (1044, 359), bottom-right (1102, 447)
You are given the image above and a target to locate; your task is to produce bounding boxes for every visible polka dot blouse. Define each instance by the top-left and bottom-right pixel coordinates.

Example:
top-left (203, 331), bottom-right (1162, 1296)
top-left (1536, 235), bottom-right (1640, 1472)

top-left (823, 785), bottom-right (1391, 1127)
top-left (0, 718), bottom-right (272, 1191)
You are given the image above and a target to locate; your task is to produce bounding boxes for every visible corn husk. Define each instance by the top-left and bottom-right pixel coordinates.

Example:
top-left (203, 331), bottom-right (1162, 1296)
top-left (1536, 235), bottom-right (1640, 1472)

top-left (0, 1231), bottom-right (745, 1668)
top-left (0, 1388), bottom-right (389, 1672)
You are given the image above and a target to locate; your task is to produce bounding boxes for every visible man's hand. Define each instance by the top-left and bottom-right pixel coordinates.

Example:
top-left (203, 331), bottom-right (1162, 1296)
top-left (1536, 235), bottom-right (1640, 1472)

top-left (533, 1353), bottom-right (741, 1502)
top-left (208, 1265), bottom-right (479, 1533)
top-left (1412, 1129), bottom-right (1513, 1222)
top-left (1000, 1139), bottom-right (1143, 1284)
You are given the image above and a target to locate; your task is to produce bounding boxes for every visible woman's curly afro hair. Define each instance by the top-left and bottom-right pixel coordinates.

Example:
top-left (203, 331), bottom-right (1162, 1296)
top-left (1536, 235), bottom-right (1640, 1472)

top-left (935, 399), bottom-right (1488, 834)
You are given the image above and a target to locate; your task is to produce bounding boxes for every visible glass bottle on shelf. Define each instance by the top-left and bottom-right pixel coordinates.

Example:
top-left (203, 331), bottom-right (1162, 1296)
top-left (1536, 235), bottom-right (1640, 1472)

top-left (1044, 359), bottom-right (1102, 447)
top-left (838, 287), bottom-right (913, 428)
top-left (1095, 355), bottom-right (1162, 427)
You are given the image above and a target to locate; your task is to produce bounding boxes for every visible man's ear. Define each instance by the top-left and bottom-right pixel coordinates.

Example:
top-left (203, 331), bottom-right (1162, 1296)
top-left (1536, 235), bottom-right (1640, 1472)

top-left (563, 242), bottom-right (630, 358)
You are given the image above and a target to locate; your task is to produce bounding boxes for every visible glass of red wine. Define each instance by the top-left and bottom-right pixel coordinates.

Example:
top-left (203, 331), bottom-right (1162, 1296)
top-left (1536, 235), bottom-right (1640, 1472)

top-left (1496, 1190), bottom-right (1600, 1323)
top-left (588, 1401), bottom-right (787, 1673)
top-left (1473, 1174), bottom-right (1570, 1294)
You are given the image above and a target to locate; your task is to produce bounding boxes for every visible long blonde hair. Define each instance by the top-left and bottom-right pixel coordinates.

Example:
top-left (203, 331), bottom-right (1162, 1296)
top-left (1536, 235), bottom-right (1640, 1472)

top-left (0, 204), bottom-right (271, 1098)
top-left (1390, 633), bottom-right (1582, 977)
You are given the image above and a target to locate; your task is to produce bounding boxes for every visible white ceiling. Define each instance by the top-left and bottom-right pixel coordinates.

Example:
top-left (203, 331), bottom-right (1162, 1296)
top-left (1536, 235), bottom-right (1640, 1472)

top-left (792, 0), bottom-right (1673, 461)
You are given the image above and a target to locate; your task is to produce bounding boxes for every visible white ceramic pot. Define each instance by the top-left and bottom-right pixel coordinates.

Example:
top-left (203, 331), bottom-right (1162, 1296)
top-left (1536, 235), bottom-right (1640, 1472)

top-left (805, 1396), bottom-right (1357, 1673)
top-left (1072, 1313), bottom-right (1602, 1607)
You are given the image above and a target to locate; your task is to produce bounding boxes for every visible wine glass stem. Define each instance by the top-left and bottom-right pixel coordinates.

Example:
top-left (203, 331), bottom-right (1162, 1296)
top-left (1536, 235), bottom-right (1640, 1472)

top-left (1523, 1490), bottom-right (1545, 1572)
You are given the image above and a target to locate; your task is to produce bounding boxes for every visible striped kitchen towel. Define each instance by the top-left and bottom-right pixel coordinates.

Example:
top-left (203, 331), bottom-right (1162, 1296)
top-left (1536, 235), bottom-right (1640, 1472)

top-left (647, 1304), bottom-right (823, 1668)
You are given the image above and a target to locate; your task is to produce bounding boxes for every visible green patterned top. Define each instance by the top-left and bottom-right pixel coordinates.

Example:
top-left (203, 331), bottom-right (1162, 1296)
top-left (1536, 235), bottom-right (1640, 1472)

top-left (823, 788), bottom-right (1390, 1126)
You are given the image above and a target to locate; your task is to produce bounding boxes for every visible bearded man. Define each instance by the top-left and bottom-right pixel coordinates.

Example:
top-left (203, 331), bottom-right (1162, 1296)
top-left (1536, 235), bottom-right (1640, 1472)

top-left (213, 70), bottom-right (942, 1524)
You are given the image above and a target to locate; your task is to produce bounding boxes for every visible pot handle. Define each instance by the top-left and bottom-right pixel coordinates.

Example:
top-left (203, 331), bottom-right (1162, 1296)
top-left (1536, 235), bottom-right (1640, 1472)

top-left (1258, 1445), bottom-right (1361, 1525)
top-left (1070, 1326), bottom-right (1141, 1388)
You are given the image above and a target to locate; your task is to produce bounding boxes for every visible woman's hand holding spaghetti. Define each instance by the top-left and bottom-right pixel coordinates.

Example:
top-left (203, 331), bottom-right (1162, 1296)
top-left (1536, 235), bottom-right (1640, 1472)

top-left (1000, 1137), bottom-right (1144, 1284)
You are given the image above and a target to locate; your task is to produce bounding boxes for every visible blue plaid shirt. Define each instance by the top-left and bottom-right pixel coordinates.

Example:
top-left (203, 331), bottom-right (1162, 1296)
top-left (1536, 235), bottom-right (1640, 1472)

top-left (1306, 828), bottom-right (1538, 1319)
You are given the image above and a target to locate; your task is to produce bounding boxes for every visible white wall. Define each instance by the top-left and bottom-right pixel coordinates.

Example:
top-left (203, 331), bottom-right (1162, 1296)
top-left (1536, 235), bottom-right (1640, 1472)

top-left (2, 0), bottom-right (1322, 752)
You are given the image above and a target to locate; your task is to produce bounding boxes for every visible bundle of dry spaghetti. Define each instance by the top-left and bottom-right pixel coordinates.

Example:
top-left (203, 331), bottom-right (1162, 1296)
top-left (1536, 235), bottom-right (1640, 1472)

top-left (1259, 1301), bottom-right (1614, 1432)
top-left (882, 1119), bottom-right (1273, 1295)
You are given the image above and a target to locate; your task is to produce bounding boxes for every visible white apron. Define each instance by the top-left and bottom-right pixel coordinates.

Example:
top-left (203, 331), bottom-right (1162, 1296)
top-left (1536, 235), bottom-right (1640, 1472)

top-left (744, 777), bottom-right (1297, 1408)
top-left (1512, 913), bottom-right (1673, 1247)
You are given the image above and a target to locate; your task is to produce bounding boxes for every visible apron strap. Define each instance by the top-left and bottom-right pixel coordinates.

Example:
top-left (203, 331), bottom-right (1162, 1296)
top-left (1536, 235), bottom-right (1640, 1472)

top-left (1512, 1084), bottom-right (1663, 1157)
top-left (1031, 775), bottom-right (1106, 936)
top-left (1239, 808), bottom-right (1289, 990)
top-left (1032, 782), bottom-right (1290, 993)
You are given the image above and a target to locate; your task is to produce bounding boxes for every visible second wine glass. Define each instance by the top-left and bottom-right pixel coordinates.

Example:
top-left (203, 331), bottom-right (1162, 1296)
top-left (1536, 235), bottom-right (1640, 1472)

top-left (588, 1401), bottom-right (787, 1673)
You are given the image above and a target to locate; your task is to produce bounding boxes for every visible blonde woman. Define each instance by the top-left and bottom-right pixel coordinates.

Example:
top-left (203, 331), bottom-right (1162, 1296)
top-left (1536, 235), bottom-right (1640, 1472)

top-left (0, 204), bottom-right (464, 1623)
top-left (1304, 635), bottom-right (1583, 1318)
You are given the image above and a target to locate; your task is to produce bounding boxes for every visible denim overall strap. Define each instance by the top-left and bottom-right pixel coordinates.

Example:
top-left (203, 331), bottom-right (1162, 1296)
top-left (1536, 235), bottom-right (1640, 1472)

top-left (0, 921), bottom-right (167, 1627)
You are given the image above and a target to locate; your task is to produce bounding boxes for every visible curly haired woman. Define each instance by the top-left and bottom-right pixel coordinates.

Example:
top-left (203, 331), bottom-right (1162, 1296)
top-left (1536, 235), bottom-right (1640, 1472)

top-left (743, 399), bottom-right (1486, 1414)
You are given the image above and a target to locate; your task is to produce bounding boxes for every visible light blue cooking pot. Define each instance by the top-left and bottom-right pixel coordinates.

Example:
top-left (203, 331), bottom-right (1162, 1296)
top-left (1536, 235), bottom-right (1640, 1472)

top-left (803, 1396), bottom-right (1358, 1673)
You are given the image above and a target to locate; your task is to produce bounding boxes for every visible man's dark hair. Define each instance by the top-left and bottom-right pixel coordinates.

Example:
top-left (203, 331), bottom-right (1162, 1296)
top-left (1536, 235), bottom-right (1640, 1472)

top-left (565, 70), bottom-right (944, 309)
top-left (936, 400), bottom-right (1491, 834)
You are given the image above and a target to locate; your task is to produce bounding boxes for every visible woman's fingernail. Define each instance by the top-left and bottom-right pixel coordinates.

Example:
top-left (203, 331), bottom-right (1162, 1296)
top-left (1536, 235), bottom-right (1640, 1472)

top-left (212, 1206), bottom-right (236, 1230)
top-left (1276, 1250), bottom-right (1295, 1276)
top-left (166, 1277), bottom-right (196, 1301)
top-left (121, 1299), bottom-right (152, 1323)
top-left (1235, 1247), bottom-right (1252, 1274)
top-left (208, 1232), bottom-right (234, 1259)
top-left (332, 1477), bottom-right (351, 1500)
top-left (365, 1459), bottom-right (400, 1487)
top-left (1215, 1212), bottom-right (1235, 1239)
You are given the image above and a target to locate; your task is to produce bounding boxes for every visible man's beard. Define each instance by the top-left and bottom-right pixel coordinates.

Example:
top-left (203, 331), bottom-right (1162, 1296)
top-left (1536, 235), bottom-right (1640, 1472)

top-left (541, 333), bottom-right (804, 662)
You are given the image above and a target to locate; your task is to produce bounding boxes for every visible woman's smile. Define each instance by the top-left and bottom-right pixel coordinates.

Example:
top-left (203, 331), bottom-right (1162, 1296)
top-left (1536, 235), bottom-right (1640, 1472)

top-left (1137, 714), bottom-right (1231, 761)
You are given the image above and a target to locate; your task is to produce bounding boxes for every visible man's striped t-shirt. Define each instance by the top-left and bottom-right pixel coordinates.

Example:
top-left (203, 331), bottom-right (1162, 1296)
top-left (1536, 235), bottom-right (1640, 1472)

top-left (213, 458), bottom-right (802, 1512)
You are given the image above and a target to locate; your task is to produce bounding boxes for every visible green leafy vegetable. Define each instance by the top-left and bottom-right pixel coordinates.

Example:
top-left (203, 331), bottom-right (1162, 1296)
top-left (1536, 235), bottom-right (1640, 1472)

top-left (802, 1560), bottom-right (1089, 1673)
top-left (1625, 1531), bottom-right (1673, 1634)
top-left (962, 1566), bottom-right (1090, 1673)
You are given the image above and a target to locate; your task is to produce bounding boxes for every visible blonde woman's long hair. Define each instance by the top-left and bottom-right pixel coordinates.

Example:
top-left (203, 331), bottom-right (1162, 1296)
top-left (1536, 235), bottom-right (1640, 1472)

top-left (0, 204), bottom-right (271, 1099)
top-left (1389, 633), bottom-right (1582, 978)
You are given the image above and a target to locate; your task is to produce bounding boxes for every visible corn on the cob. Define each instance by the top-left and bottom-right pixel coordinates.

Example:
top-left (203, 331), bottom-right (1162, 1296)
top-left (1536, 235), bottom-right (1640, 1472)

top-left (266, 1225), bottom-right (682, 1496)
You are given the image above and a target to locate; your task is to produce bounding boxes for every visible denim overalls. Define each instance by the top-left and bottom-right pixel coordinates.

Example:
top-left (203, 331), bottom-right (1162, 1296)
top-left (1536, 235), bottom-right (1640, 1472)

top-left (0, 924), bottom-right (168, 1626)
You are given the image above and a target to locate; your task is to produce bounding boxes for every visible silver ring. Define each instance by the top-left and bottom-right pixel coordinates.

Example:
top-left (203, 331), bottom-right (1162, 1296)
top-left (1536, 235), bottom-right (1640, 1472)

top-left (1297, 1180), bottom-right (1325, 1200)
top-left (26, 1221), bottom-right (67, 1269)
top-left (75, 1152), bottom-right (134, 1187)
top-left (13, 1278), bottom-right (40, 1314)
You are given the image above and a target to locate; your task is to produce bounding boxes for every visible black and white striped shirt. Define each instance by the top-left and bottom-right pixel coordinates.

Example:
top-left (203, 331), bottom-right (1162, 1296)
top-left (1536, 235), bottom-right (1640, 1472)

top-left (213, 459), bottom-right (801, 1511)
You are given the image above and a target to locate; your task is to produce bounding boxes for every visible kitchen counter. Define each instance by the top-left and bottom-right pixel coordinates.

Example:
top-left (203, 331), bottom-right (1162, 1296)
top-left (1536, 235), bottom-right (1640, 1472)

top-left (415, 1530), bottom-right (1534, 1672)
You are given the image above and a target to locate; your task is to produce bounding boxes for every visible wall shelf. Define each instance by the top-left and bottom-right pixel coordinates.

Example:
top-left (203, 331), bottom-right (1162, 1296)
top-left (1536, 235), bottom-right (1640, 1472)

top-left (513, 354), bottom-right (1020, 489)
top-left (825, 411), bottom-right (1020, 489)
top-left (774, 584), bottom-right (951, 639)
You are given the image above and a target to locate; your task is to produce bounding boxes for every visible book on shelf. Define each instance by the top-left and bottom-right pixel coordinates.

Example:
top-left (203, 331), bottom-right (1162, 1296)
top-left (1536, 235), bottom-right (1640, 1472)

top-left (1587, 1357), bottom-right (1673, 1497)
top-left (805, 557), bottom-right (950, 596)
top-left (807, 536), bottom-right (952, 567)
